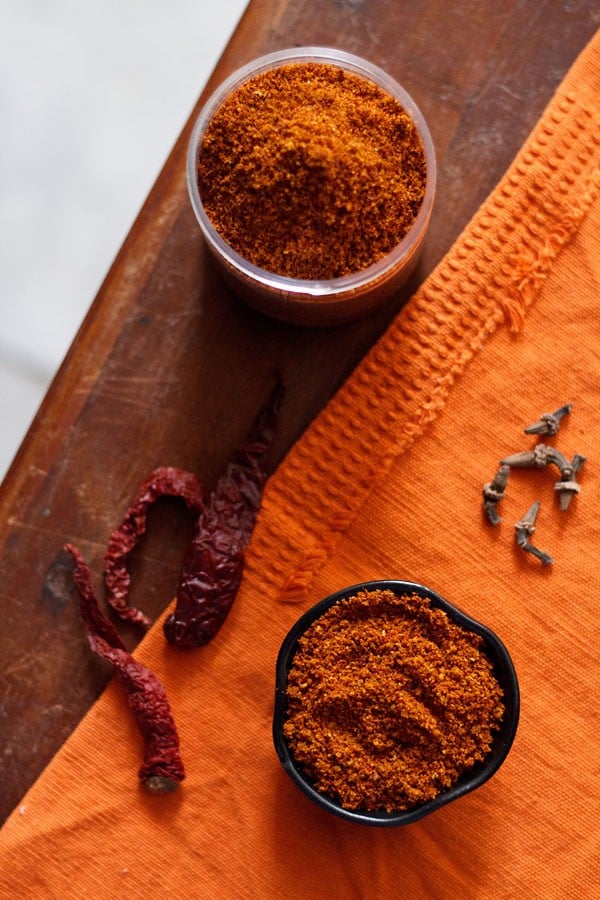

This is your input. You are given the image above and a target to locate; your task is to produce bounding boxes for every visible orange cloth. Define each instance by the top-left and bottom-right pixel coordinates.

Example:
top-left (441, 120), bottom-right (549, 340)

top-left (2, 30), bottom-right (600, 899)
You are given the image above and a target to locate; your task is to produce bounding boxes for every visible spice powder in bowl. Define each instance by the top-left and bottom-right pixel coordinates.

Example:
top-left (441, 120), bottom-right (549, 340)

top-left (273, 581), bottom-right (519, 826)
top-left (187, 48), bottom-right (436, 326)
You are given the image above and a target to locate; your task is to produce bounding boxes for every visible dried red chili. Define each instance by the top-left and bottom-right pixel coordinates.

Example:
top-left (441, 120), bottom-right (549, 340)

top-left (100, 381), bottom-right (283, 647)
top-left (65, 543), bottom-right (185, 793)
top-left (104, 467), bottom-right (204, 628)
top-left (163, 381), bottom-right (283, 648)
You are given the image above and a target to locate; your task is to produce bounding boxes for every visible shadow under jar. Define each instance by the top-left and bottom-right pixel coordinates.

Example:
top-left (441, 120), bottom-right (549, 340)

top-left (273, 581), bottom-right (519, 826)
top-left (186, 48), bottom-right (436, 326)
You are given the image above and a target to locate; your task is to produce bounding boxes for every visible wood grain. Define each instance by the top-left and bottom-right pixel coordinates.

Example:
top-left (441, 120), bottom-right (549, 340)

top-left (1, 0), bottom-right (597, 824)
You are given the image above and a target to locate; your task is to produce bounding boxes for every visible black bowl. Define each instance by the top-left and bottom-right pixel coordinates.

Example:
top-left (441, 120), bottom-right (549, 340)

top-left (273, 580), bottom-right (520, 826)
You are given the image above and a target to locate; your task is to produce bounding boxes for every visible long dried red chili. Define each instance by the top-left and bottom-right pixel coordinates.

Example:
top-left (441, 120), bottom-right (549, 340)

top-left (65, 543), bottom-right (185, 793)
top-left (104, 467), bottom-right (204, 628)
top-left (163, 381), bottom-right (283, 648)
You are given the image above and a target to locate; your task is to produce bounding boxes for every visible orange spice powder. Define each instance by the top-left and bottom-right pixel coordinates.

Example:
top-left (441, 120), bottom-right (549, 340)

top-left (197, 63), bottom-right (427, 280)
top-left (283, 589), bottom-right (505, 813)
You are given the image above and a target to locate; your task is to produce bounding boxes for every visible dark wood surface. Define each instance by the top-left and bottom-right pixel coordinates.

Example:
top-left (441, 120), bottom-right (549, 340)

top-left (1, 1), bottom-right (597, 826)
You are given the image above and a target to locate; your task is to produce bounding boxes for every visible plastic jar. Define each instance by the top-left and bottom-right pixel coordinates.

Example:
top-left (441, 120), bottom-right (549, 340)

top-left (187, 47), bottom-right (436, 326)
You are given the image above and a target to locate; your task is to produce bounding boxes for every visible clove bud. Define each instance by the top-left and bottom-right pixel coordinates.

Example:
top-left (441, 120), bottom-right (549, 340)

top-left (554, 452), bottom-right (586, 511)
top-left (482, 464), bottom-right (510, 525)
top-left (501, 444), bottom-right (585, 510)
top-left (524, 403), bottom-right (572, 436)
top-left (501, 443), bottom-right (566, 471)
top-left (514, 501), bottom-right (553, 566)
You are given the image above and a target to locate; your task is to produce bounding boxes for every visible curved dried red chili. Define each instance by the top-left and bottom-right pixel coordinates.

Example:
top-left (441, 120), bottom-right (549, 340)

top-left (65, 543), bottom-right (185, 793)
top-left (98, 381), bottom-right (282, 647)
top-left (104, 466), bottom-right (204, 628)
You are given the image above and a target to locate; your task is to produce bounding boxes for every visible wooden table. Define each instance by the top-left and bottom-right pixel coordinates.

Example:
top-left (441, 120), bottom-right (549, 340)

top-left (1, 1), bottom-right (597, 827)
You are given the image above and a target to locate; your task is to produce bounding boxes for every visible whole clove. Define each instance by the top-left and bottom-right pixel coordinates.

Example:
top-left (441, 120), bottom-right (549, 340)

top-left (501, 443), bottom-right (566, 471)
top-left (524, 403), bottom-right (572, 436)
top-left (554, 452), bottom-right (586, 511)
top-left (501, 444), bottom-right (585, 510)
top-left (482, 464), bottom-right (510, 525)
top-left (482, 405), bottom-right (586, 567)
top-left (514, 501), bottom-right (553, 566)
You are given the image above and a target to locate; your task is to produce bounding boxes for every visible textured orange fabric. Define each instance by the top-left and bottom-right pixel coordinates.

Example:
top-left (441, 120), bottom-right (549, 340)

top-left (2, 30), bottom-right (599, 899)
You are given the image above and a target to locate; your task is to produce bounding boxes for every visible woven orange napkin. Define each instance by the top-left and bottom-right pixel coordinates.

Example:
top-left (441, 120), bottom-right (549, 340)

top-left (2, 30), bottom-right (599, 899)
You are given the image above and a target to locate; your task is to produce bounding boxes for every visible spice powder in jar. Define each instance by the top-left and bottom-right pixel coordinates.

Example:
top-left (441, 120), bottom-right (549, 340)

top-left (283, 589), bottom-right (505, 813)
top-left (196, 63), bottom-right (427, 280)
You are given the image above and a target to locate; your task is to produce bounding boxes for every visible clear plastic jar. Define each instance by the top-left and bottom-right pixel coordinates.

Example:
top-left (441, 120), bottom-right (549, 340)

top-left (187, 47), bottom-right (436, 327)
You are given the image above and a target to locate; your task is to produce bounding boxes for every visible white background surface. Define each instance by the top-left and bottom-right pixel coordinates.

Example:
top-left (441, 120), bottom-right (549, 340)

top-left (0, 0), bottom-right (248, 480)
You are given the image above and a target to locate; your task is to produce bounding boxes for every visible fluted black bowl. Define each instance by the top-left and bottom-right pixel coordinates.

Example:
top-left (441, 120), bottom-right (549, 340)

top-left (273, 580), bottom-right (520, 826)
